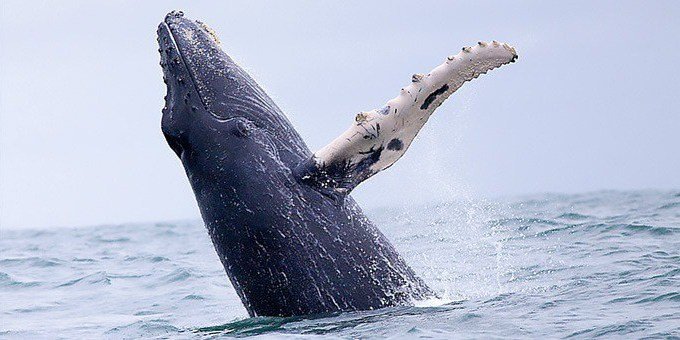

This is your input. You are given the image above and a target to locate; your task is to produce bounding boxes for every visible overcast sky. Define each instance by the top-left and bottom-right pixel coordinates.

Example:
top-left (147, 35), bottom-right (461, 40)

top-left (1, 1), bottom-right (679, 229)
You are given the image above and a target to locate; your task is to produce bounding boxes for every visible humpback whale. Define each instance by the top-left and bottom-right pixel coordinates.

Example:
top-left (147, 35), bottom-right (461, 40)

top-left (157, 11), bottom-right (517, 317)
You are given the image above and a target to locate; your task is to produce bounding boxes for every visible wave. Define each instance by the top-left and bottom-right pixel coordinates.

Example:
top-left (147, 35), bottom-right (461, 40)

top-left (0, 257), bottom-right (65, 268)
top-left (0, 272), bottom-right (41, 288)
top-left (57, 271), bottom-right (111, 287)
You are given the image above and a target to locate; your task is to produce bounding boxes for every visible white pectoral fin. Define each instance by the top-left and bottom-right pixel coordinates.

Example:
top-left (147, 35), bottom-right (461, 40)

top-left (294, 41), bottom-right (518, 196)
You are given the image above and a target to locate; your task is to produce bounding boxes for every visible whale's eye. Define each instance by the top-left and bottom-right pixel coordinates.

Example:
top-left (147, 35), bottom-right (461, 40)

top-left (231, 118), bottom-right (254, 138)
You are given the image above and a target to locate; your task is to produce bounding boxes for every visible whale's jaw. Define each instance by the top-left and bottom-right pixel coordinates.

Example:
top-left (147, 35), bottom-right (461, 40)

top-left (158, 10), bottom-right (236, 116)
top-left (157, 10), bottom-right (310, 166)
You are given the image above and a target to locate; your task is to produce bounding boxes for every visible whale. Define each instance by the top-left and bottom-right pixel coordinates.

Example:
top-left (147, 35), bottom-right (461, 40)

top-left (157, 11), bottom-right (517, 317)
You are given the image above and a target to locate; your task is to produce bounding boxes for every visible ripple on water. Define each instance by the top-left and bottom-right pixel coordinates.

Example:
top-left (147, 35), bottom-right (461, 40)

top-left (57, 271), bottom-right (111, 287)
top-left (658, 201), bottom-right (680, 210)
top-left (0, 257), bottom-right (65, 268)
top-left (124, 255), bottom-right (170, 263)
top-left (635, 292), bottom-right (680, 304)
top-left (556, 213), bottom-right (593, 220)
top-left (106, 319), bottom-right (181, 338)
top-left (182, 294), bottom-right (205, 301)
top-left (153, 268), bottom-right (198, 286)
top-left (194, 316), bottom-right (297, 337)
top-left (91, 236), bottom-right (131, 243)
top-left (0, 272), bottom-right (42, 288)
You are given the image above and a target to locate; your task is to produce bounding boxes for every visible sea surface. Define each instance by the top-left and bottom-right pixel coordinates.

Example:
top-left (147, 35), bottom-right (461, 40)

top-left (2, 190), bottom-right (679, 339)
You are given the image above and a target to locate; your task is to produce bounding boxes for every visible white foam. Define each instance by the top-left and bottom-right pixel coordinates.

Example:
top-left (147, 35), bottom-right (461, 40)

top-left (412, 296), bottom-right (455, 308)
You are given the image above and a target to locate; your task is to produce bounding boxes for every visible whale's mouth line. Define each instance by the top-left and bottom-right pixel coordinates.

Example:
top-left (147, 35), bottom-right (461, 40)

top-left (161, 21), bottom-right (209, 113)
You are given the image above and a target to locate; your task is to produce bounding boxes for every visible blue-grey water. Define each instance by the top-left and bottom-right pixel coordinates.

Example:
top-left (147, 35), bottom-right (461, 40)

top-left (2, 190), bottom-right (679, 339)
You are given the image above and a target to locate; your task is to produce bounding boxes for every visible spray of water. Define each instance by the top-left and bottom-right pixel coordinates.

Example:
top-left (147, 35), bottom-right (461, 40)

top-left (375, 91), bottom-right (528, 304)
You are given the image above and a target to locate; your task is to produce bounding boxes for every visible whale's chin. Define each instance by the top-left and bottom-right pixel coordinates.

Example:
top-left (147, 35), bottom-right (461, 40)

top-left (157, 10), bottom-right (311, 168)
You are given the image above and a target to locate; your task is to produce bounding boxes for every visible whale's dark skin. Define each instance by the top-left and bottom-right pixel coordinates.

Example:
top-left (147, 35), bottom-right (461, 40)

top-left (157, 11), bottom-right (433, 317)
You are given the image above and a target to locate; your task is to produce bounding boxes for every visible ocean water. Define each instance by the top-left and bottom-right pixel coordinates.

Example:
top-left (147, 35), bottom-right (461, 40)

top-left (2, 190), bottom-right (679, 339)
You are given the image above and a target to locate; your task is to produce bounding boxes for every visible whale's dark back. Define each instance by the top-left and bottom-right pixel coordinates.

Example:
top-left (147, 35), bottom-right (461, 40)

top-left (157, 11), bottom-right (432, 317)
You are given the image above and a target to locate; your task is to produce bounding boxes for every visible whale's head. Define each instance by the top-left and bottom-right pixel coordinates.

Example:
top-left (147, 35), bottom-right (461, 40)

top-left (156, 11), bottom-right (310, 171)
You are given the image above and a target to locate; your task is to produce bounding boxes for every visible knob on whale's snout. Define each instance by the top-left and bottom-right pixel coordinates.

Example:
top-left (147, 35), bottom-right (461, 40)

top-left (164, 10), bottom-right (185, 23)
top-left (231, 118), bottom-right (254, 138)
